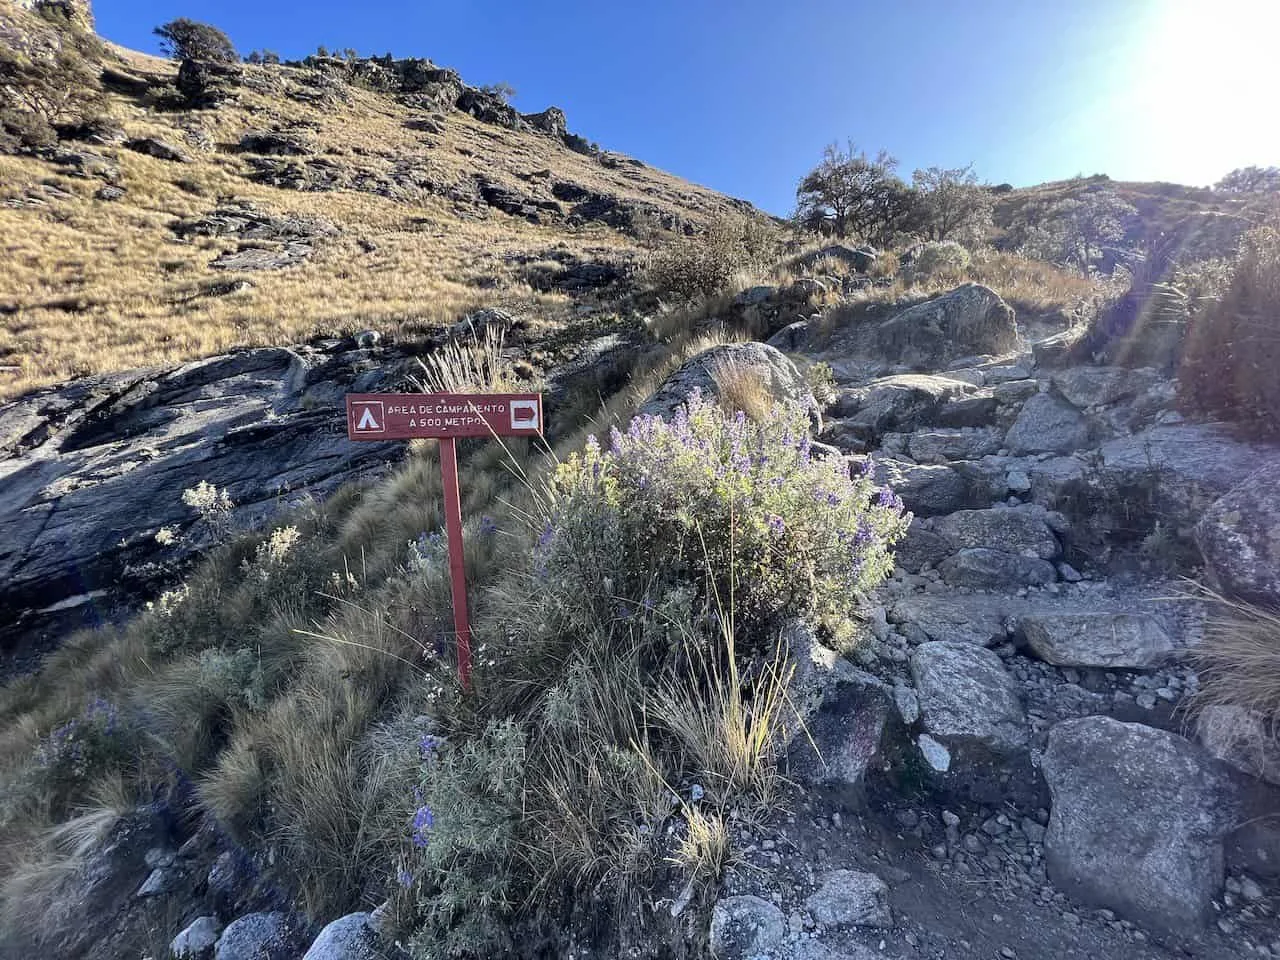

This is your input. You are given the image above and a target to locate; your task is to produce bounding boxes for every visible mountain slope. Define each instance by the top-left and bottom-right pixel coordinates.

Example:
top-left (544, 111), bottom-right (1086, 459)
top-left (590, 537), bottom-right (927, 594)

top-left (0, 9), bottom-right (761, 399)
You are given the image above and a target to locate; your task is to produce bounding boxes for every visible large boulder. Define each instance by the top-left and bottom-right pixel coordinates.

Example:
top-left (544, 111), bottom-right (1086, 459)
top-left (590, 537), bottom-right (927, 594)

top-left (637, 342), bottom-right (820, 431)
top-left (215, 913), bottom-right (304, 960)
top-left (832, 374), bottom-right (980, 438)
top-left (302, 913), bottom-right (395, 960)
top-left (909, 641), bottom-right (1031, 801)
top-left (1019, 612), bottom-right (1175, 669)
top-left (869, 459), bottom-right (985, 517)
top-left (1196, 468), bottom-right (1280, 606)
top-left (938, 548), bottom-right (1057, 589)
top-left (874, 283), bottom-right (1018, 371)
top-left (1004, 393), bottom-right (1090, 455)
top-left (888, 594), bottom-right (1012, 647)
top-left (906, 427), bottom-right (1002, 464)
top-left (796, 243), bottom-right (877, 274)
top-left (1051, 365), bottom-right (1162, 409)
top-left (930, 507), bottom-right (1060, 560)
top-left (172, 916), bottom-right (222, 960)
top-left (1041, 717), bottom-right (1235, 938)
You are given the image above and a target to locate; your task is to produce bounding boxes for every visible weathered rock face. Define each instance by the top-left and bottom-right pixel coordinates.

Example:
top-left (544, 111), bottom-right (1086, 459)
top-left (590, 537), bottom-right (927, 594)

top-left (1197, 705), bottom-right (1280, 787)
top-left (637, 342), bottom-right (821, 431)
top-left (0, 342), bottom-right (406, 665)
top-left (833, 374), bottom-right (980, 438)
top-left (1041, 717), bottom-right (1235, 938)
top-left (214, 912), bottom-right (304, 960)
top-left (803, 870), bottom-right (892, 928)
top-left (301, 912), bottom-right (389, 960)
top-left (909, 641), bottom-right (1031, 801)
top-left (1196, 468), bottom-right (1280, 606)
top-left (938, 548), bottom-right (1057, 589)
top-left (930, 507), bottom-right (1060, 560)
top-left (875, 283), bottom-right (1018, 370)
top-left (795, 243), bottom-right (877, 275)
top-left (1019, 612), bottom-right (1175, 669)
top-left (1004, 393), bottom-right (1089, 455)
top-left (708, 895), bottom-right (786, 959)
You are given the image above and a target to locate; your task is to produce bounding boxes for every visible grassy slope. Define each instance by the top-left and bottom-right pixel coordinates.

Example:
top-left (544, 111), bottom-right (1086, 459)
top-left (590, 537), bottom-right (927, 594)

top-left (0, 39), bottom-right (752, 399)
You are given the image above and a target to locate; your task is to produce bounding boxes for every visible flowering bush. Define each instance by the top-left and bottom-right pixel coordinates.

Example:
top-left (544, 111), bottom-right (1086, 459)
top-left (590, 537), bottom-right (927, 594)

top-left (32, 698), bottom-right (136, 813)
top-left (535, 391), bottom-right (909, 649)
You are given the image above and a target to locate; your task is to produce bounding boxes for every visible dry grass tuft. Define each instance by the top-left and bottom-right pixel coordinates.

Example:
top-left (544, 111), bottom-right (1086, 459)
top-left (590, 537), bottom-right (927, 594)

top-left (708, 356), bottom-right (774, 422)
top-left (1190, 587), bottom-right (1280, 724)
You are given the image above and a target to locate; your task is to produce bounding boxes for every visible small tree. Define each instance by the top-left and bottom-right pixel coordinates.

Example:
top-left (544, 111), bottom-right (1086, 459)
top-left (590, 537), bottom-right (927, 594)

top-left (1012, 188), bottom-right (1136, 276)
top-left (794, 141), bottom-right (911, 244)
top-left (910, 164), bottom-right (993, 246)
top-left (0, 30), bottom-right (103, 151)
top-left (480, 81), bottom-right (517, 104)
top-left (154, 18), bottom-right (237, 62)
top-left (1215, 166), bottom-right (1280, 194)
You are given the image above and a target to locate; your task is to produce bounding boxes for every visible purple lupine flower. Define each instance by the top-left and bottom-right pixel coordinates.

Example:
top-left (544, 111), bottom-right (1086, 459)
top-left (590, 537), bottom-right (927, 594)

top-left (876, 486), bottom-right (903, 511)
top-left (767, 514), bottom-right (786, 536)
top-left (411, 805), bottom-right (435, 848)
top-left (537, 520), bottom-right (555, 550)
top-left (418, 734), bottom-right (442, 760)
top-left (397, 869), bottom-right (414, 889)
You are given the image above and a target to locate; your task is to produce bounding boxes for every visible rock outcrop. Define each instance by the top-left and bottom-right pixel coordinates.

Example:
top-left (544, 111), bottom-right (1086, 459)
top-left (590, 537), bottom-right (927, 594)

top-left (0, 341), bottom-right (406, 665)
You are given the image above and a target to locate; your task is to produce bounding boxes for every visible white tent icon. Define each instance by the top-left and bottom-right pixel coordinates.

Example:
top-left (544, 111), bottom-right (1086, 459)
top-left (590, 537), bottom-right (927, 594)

top-left (353, 401), bottom-right (384, 433)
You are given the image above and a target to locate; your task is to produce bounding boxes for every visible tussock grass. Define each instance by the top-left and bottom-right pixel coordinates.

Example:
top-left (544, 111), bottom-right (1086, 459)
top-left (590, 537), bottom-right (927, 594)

top-left (1190, 587), bottom-right (1280, 726)
top-left (708, 354), bottom-right (774, 421)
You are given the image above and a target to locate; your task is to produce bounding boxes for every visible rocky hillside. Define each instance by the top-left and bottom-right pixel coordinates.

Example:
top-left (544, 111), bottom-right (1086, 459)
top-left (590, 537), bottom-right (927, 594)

top-left (2, 5), bottom-right (1279, 960)
top-left (0, 0), bottom-right (763, 399)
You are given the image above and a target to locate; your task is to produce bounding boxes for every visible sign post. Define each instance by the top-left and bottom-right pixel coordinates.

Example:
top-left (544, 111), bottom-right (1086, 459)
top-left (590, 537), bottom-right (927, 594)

top-left (344, 392), bottom-right (545, 690)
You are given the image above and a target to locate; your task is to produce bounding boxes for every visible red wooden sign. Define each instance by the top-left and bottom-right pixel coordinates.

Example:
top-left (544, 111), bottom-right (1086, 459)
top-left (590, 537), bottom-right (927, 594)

top-left (345, 392), bottom-right (545, 690)
top-left (345, 392), bottom-right (543, 440)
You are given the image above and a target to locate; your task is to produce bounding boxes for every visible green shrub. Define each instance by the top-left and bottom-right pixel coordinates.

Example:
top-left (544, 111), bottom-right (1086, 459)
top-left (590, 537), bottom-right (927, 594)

top-left (398, 395), bottom-right (908, 956)
top-left (30, 699), bottom-right (137, 817)
top-left (647, 216), bottom-right (777, 301)
top-left (909, 240), bottom-right (971, 281)
top-left (1179, 225), bottom-right (1280, 435)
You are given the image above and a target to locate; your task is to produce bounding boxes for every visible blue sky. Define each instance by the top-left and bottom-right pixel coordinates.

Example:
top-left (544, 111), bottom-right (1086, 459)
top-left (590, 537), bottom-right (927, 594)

top-left (94, 0), bottom-right (1278, 216)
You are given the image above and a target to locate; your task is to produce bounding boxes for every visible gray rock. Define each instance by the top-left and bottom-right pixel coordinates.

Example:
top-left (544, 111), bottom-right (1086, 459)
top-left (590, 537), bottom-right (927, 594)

top-left (907, 428), bottom-right (1002, 464)
top-left (835, 374), bottom-right (979, 436)
top-left (931, 508), bottom-right (1060, 560)
top-left (917, 733), bottom-right (951, 772)
top-left (302, 913), bottom-right (389, 960)
top-left (1051, 366), bottom-right (1161, 409)
top-left (1196, 468), bottom-right (1280, 606)
top-left (733, 285), bottom-right (776, 306)
top-left (870, 458), bottom-right (982, 517)
top-left (1019, 612), bottom-right (1175, 669)
top-left (211, 244), bottom-right (317, 271)
top-left (786, 648), bottom-right (897, 804)
top-left (135, 866), bottom-right (173, 897)
top-left (888, 594), bottom-right (1010, 646)
top-left (638, 342), bottom-right (820, 431)
top-left (708, 895), bottom-right (786, 958)
top-left (172, 916), bottom-right (222, 960)
top-left (894, 520), bottom-right (953, 573)
top-left (1042, 717), bottom-right (1235, 938)
top-left (804, 869), bottom-right (893, 928)
top-left (876, 284), bottom-right (1018, 371)
top-left (1197, 705), bottom-right (1280, 786)
top-left (215, 912), bottom-right (302, 960)
top-left (911, 642), bottom-right (1028, 756)
top-left (124, 136), bottom-right (190, 162)
top-left (993, 379), bottom-right (1041, 405)
top-left (938, 549), bottom-right (1057, 588)
top-left (1099, 425), bottom-right (1280, 519)
top-left (1005, 393), bottom-right (1090, 455)
top-left (0, 347), bottom-right (402, 656)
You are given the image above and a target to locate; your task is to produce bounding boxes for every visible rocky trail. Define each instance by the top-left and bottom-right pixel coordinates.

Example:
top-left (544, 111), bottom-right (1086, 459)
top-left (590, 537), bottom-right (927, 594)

top-left (3, 278), bottom-right (1279, 959)
top-left (701, 282), bottom-right (1280, 959)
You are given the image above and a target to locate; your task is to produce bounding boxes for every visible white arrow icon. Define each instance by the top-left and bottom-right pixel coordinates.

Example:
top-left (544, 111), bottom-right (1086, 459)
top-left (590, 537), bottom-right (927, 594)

top-left (353, 401), bottom-right (384, 433)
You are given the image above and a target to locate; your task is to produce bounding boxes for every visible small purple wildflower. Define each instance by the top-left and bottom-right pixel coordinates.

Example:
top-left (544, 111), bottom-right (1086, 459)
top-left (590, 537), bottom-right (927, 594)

top-left (766, 514), bottom-right (785, 536)
top-left (418, 734), bottom-right (442, 760)
top-left (478, 515), bottom-right (497, 537)
top-left (397, 869), bottom-right (414, 889)
top-left (411, 805), bottom-right (435, 848)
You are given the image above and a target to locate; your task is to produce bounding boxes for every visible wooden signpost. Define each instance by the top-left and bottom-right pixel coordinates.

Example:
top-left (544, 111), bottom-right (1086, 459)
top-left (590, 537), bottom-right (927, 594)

top-left (345, 392), bottom-right (544, 689)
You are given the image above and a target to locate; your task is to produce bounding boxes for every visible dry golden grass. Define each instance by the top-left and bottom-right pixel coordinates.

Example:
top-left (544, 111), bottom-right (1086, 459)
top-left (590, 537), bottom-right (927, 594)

top-left (1191, 587), bottom-right (1280, 724)
top-left (0, 48), bottom-right (747, 399)
top-left (708, 354), bottom-right (774, 421)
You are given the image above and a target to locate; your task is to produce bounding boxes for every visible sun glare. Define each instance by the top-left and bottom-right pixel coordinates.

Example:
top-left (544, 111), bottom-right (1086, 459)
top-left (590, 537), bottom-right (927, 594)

top-left (1121, 0), bottom-right (1280, 184)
